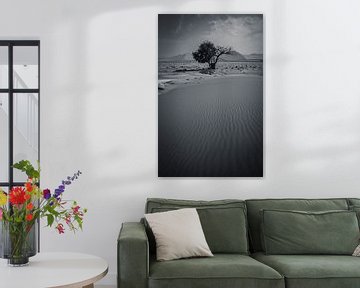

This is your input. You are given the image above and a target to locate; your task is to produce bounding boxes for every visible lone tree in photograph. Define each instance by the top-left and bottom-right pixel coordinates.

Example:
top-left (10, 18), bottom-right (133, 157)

top-left (192, 41), bottom-right (231, 69)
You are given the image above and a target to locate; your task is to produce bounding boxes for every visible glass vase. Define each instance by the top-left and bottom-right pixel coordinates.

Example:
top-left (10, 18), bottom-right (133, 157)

top-left (0, 220), bottom-right (37, 266)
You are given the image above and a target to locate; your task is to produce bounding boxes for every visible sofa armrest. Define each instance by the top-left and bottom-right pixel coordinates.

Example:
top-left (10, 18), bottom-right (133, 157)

top-left (118, 222), bottom-right (149, 288)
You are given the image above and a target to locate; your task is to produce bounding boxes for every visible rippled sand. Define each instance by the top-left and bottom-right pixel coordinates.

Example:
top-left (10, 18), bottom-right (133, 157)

top-left (158, 75), bottom-right (263, 177)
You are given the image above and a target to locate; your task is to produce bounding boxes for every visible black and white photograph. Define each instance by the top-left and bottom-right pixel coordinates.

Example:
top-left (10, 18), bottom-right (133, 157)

top-left (158, 14), bottom-right (263, 177)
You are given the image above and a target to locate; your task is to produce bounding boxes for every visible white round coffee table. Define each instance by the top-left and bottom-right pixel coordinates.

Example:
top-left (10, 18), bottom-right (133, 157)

top-left (0, 252), bottom-right (108, 288)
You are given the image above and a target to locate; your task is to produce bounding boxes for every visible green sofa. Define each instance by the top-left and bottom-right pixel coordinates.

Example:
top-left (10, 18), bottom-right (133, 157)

top-left (118, 198), bottom-right (360, 288)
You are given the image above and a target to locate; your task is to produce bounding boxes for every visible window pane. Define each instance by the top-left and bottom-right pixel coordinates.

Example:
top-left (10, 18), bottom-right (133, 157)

top-left (0, 93), bottom-right (9, 182)
top-left (13, 93), bottom-right (39, 181)
top-left (0, 186), bottom-right (8, 193)
top-left (13, 46), bottom-right (38, 89)
top-left (0, 47), bottom-right (8, 89)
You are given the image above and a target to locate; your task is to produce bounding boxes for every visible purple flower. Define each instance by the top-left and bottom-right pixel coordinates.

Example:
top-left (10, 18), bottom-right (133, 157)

top-left (43, 189), bottom-right (51, 200)
top-left (54, 189), bottom-right (63, 198)
top-left (54, 170), bottom-right (82, 199)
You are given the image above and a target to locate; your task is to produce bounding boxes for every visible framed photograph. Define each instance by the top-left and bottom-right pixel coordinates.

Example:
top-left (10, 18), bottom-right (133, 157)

top-left (158, 14), bottom-right (263, 177)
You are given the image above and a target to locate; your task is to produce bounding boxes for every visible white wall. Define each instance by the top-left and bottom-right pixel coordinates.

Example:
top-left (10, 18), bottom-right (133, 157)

top-left (1, 0), bottom-right (360, 285)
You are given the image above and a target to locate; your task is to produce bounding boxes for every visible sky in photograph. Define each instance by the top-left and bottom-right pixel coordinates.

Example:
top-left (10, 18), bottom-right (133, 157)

top-left (158, 14), bottom-right (263, 58)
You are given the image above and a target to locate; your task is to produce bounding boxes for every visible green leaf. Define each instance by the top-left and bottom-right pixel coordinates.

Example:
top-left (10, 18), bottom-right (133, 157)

top-left (46, 205), bottom-right (60, 217)
top-left (75, 215), bottom-right (83, 230)
top-left (12, 160), bottom-right (40, 180)
top-left (12, 160), bottom-right (30, 170)
top-left (47, 214), bottom-right (54, 227)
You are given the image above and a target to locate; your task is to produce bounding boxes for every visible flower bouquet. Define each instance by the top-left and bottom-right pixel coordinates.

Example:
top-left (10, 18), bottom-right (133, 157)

top-left (0, 160), bottom-right (87, 266)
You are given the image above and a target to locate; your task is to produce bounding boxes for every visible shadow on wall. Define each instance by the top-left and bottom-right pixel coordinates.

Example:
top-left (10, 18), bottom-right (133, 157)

top-left (54, 0), bottom-right (313, 197)
top-left (46, 0), bottom-right (242, 195)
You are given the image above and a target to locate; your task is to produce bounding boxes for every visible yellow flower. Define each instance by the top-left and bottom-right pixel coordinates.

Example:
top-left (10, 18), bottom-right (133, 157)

top-left (0, 189), bottom-right (7, 206)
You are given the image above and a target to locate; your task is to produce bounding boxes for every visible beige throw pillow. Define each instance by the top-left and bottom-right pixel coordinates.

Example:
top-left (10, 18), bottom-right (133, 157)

top-left (145, 208), bottom-right (213, 261)
top-left (353, 244), bottom-right (360, 256)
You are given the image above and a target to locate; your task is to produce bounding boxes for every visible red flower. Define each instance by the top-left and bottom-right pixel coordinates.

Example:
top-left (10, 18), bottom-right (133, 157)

top-left (56, 223), bottom-right (65, 234)
top-left (26, 203), bottom-right (34, 210)
top-left (65, 214), bottom-right (71, 225)
top-left (9, 187), bottom-right (26, 205)
top-left (26, 214), bottom-right (33, 221)
top-left (24, 193), bottom-right (31, 200)
top-left (25, 182), bottom-right (33, 192)
top-left (72, 205), bottom-right (80, 215)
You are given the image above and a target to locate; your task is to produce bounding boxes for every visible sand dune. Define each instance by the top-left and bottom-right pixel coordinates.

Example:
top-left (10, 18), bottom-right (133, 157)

top-left (158, 75), bottom-right (263, 177)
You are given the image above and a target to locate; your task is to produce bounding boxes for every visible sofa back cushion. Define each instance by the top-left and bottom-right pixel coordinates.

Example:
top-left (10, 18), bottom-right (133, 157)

top-left (145, 198), bottom-right (249, 254)
top-left (347, 199), bottom-right (360, 228)
top-left (246, 198), bottom-right (349, 252)
top-left (348, 198), bottom-right (360, 207)
top-left (261, 209), bottom-right (359, 255)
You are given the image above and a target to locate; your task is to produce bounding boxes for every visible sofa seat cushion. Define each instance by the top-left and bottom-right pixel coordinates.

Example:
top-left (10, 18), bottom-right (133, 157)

top-left (149, 254), bottom-right (284, 288)
top-left (252, 252), bottom-right (360, 288)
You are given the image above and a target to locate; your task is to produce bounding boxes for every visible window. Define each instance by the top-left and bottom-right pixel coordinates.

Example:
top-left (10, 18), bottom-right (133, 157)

top-left (0, 40), bottom-right (40, 190)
